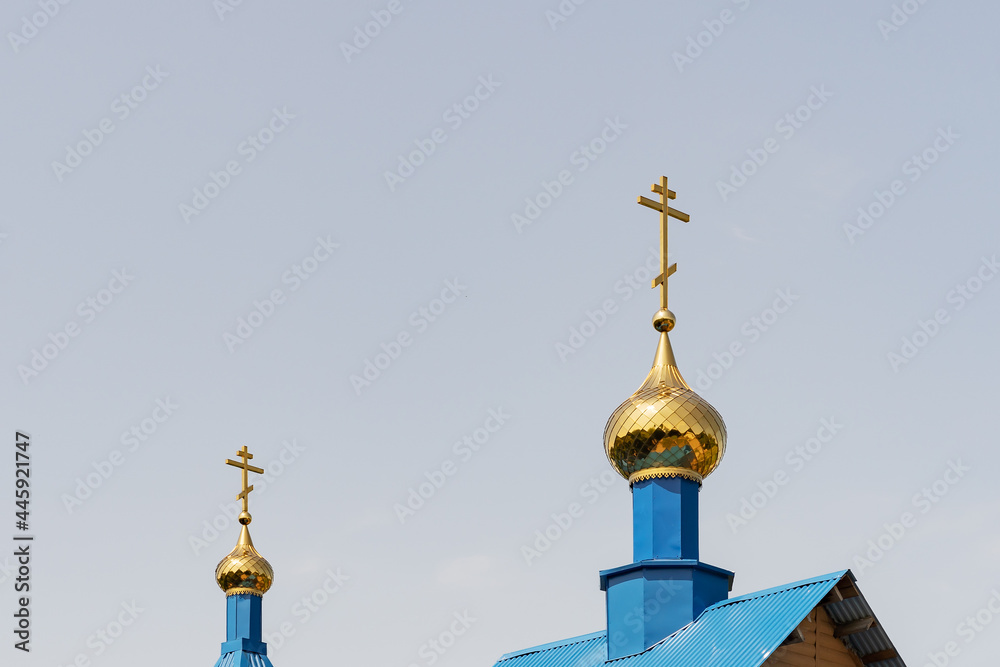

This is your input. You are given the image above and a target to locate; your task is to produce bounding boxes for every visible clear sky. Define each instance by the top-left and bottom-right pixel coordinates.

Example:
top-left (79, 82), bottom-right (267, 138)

top-left (1, 1), bottom-right (998, 665)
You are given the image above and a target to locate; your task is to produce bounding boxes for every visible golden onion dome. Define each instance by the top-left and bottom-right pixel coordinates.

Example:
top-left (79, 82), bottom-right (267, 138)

top-left (215, 517), bottom-right (273, 596)
top-left (604, 324), bottom-right (727, 485)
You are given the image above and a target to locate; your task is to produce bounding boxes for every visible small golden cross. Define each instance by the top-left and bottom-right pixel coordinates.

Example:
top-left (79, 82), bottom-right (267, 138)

top-left (226, 446), bottom-right (265, 514)
top-left (637, 176), bottom-right (689, 311)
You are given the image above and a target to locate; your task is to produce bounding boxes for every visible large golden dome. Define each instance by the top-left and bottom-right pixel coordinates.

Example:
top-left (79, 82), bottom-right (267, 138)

top-left (215, 523), bottom-right (273, 596)
top-left (604, 330), bottom-right (726, 484)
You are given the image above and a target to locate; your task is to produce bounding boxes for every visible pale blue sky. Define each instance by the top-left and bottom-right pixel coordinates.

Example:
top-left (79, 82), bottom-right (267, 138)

top-left (2, 1), bottom-right (999, 665)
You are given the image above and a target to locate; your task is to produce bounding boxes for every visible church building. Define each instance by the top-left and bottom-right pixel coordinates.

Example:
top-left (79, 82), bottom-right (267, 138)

top-left (488, 177), bottom-right (907, 667)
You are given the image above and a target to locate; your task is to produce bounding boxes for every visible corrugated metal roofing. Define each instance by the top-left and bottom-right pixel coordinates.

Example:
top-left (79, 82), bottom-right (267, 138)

top-left (491, 570), bottom-right (907, 667)
top-left (497, 631), bottom-right (606, 667)
top-left (213, 650), bottom-right (274, 667)
top-left (613, 570), bottom-right (847, 667)
top-left (824, 584), bottom-right (906, 667)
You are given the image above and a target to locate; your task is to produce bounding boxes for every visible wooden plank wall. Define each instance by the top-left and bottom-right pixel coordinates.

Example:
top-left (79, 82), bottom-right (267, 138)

top-left (764, 605), bottom-right (865, 667)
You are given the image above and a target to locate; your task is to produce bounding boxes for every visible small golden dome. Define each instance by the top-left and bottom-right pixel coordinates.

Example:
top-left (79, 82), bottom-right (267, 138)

top-left (215, 522), bottom-right (273, 596)
top-left (604, 331), bottom-right (726, 484)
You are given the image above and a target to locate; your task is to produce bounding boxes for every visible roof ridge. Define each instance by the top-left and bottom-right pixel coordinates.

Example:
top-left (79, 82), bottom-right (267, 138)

top-left (706, 569), bottom-right (849, 611)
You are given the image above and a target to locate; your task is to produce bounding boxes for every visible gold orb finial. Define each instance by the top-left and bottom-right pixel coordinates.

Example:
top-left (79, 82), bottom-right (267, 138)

top-left (652, 309), bottom-right (675, 332)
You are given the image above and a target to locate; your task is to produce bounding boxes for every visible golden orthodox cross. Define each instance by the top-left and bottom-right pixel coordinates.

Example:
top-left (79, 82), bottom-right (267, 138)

top-left (637, 176), bottom-right (689, 312)
top-left (226, 445), bottom-right (265, 514)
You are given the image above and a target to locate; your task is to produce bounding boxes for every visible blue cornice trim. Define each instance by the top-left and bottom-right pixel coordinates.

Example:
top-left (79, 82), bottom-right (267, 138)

top-left (220, 638), bottom-right (268, 655)
top-left (598, 559), bottom-right (735, 591)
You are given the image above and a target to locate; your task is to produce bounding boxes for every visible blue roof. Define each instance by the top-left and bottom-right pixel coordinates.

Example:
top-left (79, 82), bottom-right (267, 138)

top-left (493, 570), bottom-right (898, 667)
top-left (213, 650), bottom-right (274, 667)
top-left (499, 631), bottom-right (607, 667)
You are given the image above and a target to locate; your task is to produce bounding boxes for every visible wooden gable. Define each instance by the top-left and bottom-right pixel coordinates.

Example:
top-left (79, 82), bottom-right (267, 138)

top-left (764, 604), bottom-right (865, 667)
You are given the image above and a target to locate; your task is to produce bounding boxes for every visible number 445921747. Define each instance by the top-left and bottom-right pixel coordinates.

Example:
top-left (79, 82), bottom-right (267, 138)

top-left (15, 432), bottom-right (30, 531)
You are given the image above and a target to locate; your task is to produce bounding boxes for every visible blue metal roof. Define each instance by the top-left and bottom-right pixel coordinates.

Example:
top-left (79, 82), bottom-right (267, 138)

top-left (498, 631), bottom-right (606, 667)
top-left (213, 650), bottom-right (274, 667)
top-left (492, 570), bottom-right (902, 667)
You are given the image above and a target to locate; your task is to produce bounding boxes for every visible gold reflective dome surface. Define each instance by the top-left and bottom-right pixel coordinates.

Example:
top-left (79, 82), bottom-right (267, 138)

top-left (215, 524), bottom-right (273, 596)
top-left (604, 332), bottom-right (726, 484)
